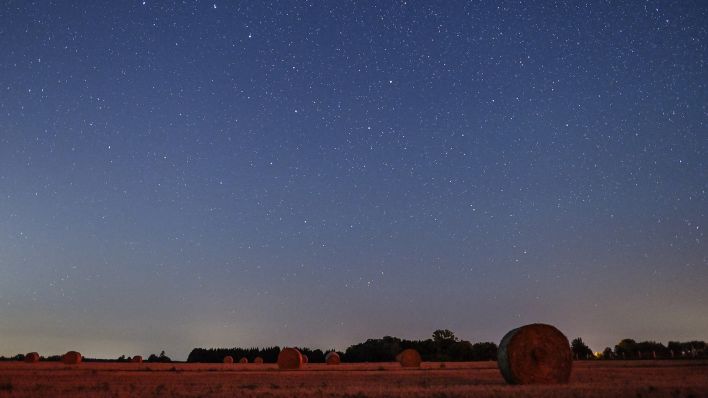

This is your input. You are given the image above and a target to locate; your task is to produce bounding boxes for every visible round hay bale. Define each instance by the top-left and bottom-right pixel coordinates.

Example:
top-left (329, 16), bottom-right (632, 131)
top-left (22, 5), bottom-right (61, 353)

top-left (62, 351), bottom-right (82, 365)
top-left (325, 351), bottom-right (341, 365)
top-left (497, 323), bottom-right (572, 385)
top-left (223, 355), bottom-right (234, 364)
top-left (302, 354), bottom-right (309, 364)
top-left (24, 352), bottom-right (40, 363)
top-left (253, 356), bottom-right (264, 364)
top-left (398, 349), bottom-right (421, 368)
top-left (239, 357), bottom-right (248, 364)
top-left (131, 355), bottom-right (143, 364)
top-left (395, 353), bottom-right (402, 362)
top-left (277, 347), bottom-right (302, 370)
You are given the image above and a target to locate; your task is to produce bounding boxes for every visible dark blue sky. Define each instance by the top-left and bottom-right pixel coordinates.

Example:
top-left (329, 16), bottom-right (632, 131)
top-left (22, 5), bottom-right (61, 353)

top-left (1, 1), bottom-right (706, 360)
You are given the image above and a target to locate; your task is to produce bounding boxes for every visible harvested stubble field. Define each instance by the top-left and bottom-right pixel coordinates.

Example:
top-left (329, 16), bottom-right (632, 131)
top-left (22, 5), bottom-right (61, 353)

top-left (0, 360), bottom-right (706, 397)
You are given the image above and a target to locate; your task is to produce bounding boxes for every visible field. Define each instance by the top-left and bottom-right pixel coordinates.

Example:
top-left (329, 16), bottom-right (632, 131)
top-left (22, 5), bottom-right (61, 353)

top-left (1, 360), bottom-right (707, 397)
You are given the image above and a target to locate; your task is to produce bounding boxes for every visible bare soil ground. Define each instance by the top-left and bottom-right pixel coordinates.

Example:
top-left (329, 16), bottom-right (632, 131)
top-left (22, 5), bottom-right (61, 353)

top-left (0, 360), bottom-right (706, 397)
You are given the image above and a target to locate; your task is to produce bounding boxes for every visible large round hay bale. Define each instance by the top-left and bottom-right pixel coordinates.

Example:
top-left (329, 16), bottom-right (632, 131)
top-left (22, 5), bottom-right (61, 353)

top-left (277, 347), bottom-right (302, 370)
top-left (302, 354), bottom-right (309, 364)
top-left (62, 351), bottom-right (82, 365)
top-left (398, 349), bottom-right (421, 368)
top-left (497, 323), bottom-right (572, 385)
top-left (132, 355), bottom-right (143, 364)
top-left (239, 357), bottom-right (248, 364)
top-left (253, 356), bottom-right (264, 364)
top-left (24, 352), bottom-right (40, 363)
top-left (325, 351), bottom-right (340, 365)
top-left (223, 355), bottom-right (234, 364)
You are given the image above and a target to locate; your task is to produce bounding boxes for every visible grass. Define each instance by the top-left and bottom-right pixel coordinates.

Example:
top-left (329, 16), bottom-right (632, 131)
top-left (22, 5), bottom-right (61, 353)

top-left (0, 382), bottom-right (13, 392)
top-left (154, 383), bottom-right (166, 395)
top-left (0, 360), bottom-right (706, 397)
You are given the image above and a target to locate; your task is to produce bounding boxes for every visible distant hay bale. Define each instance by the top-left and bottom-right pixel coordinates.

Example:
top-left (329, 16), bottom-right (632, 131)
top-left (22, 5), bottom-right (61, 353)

top-left (497, 323), bottom-right (572, 385)
top-left (254, 356), bottom-right (264, 364)
top-left (325, 351), bottom-right (340, 365)
top-left (277, 347), bottom-right (302, 370)
top-left (62, 351), bottom-right (82, 365)
top-left (223, 355), bottom-right (234, 364)
top-left (395, 353), bottom-right (402, 362)
top-left (24, 352), bottom-right (40, 363)
top-left (132, 355), bottom-right (143, 364)
top-left (302, 354), bottom-right (309, 364)
top-left (239, 357), bottom-right (248, 364)
top-left (398, 349), bottom-right (421, 368)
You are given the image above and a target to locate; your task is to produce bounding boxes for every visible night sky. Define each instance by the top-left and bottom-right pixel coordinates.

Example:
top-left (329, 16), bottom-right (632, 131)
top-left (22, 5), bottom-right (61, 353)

top-left (1, 1), bottom-right (706, 361)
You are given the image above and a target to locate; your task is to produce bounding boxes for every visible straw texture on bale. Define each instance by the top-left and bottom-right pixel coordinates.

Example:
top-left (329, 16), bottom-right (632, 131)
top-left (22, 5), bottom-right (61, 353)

top-left (24, 352), bottom-right (40, 363)
top-left (398, 348), bottom-right (422, 367)
top-left (497, 323), bottom-right (572, 385)
top-left (131, 355), bottom-right (143, 363)
top-left (62, 351), bottom-right (82, 365)
top-left (254, 356), bottom-right (264, 364)
top-left (302, 354), bottom-right (309, 364)
top-left (277, 347), bottom-right (303, 370)
top-left (239, 357), bottom-right (248, 364)
top-left (325, 351), bottom-right (341, 365)
top-left (223, 355), bottom-right (234, 364)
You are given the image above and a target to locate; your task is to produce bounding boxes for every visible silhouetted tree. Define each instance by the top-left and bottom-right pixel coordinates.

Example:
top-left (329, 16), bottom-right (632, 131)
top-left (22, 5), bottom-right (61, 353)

top-left (187, 346), bottom-right (281, 363)
top-left (667, 341), bottom-right (706, 358)
top-left (636, 341), bottom-right (668, 359)
top-left (343, 336), bottom-right (402, 362)
top-left (615, 339), bottom-right (638, 359)
top-left (447, 340), bottom-right (473, 361)
top-left (571, 337), bottom-right (593, 360)
top-left (430, 329), bottom-right (458, 360)
top-left (469, 342), bottom-right (498, 360)
top-left (297, 347), bottom-right (326, 363)
top-left (147, 351), bottom-right (172, 363)
top-left (432, 329), bottom-right (458, 344)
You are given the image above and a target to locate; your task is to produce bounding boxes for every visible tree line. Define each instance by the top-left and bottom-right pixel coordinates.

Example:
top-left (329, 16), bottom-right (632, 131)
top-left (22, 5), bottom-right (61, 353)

top-left (2, 332), bottom-right (705, 363)
top-left (188, 332), bottom-right (708, 363)
top-left (187, 329), bottom-right (497, 363)
top-left (571, 337), bottom-right (708, 360)
top-left (575, 338), bottom-right (708, 360)
top-left (0, 351), bottom-right (172, 363)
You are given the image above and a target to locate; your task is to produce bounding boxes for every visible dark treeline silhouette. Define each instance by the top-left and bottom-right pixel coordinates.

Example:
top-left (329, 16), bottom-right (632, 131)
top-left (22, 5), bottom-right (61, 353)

top-left (0, 354), bottom-right (25, 362)
top-left (2, 334), bottom-right (706, 362)
top-left (187, 332), bottom-right (708, 363)
top-left (146, 351), bottom-right (172, 363)
top-left (187, 329), bottom-right (497, 363)
top-left (571, 337), bottom-right (708, 360)
top-left (187, 346), bottom-right (281, 363)
top-left (0, 351), bottom-right (174, 363)
top-left (598, 339), bottom-right (708, 360)
top-left (342, 330), bottom-right (497, 362)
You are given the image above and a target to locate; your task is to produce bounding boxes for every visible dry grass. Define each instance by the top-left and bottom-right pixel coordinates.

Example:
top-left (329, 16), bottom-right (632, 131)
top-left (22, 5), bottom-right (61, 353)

top-left (0, 360), bottom-right (705, 397)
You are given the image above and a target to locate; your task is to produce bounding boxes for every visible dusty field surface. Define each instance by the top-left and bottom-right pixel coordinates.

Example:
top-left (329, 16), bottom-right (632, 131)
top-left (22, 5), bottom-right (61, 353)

top-left (0, 360), bottom-right (707, 397)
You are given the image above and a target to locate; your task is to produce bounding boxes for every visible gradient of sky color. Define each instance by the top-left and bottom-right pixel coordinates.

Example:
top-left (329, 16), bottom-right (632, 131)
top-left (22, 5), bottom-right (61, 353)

top-left (1, 1), bottom-right (706, 360)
